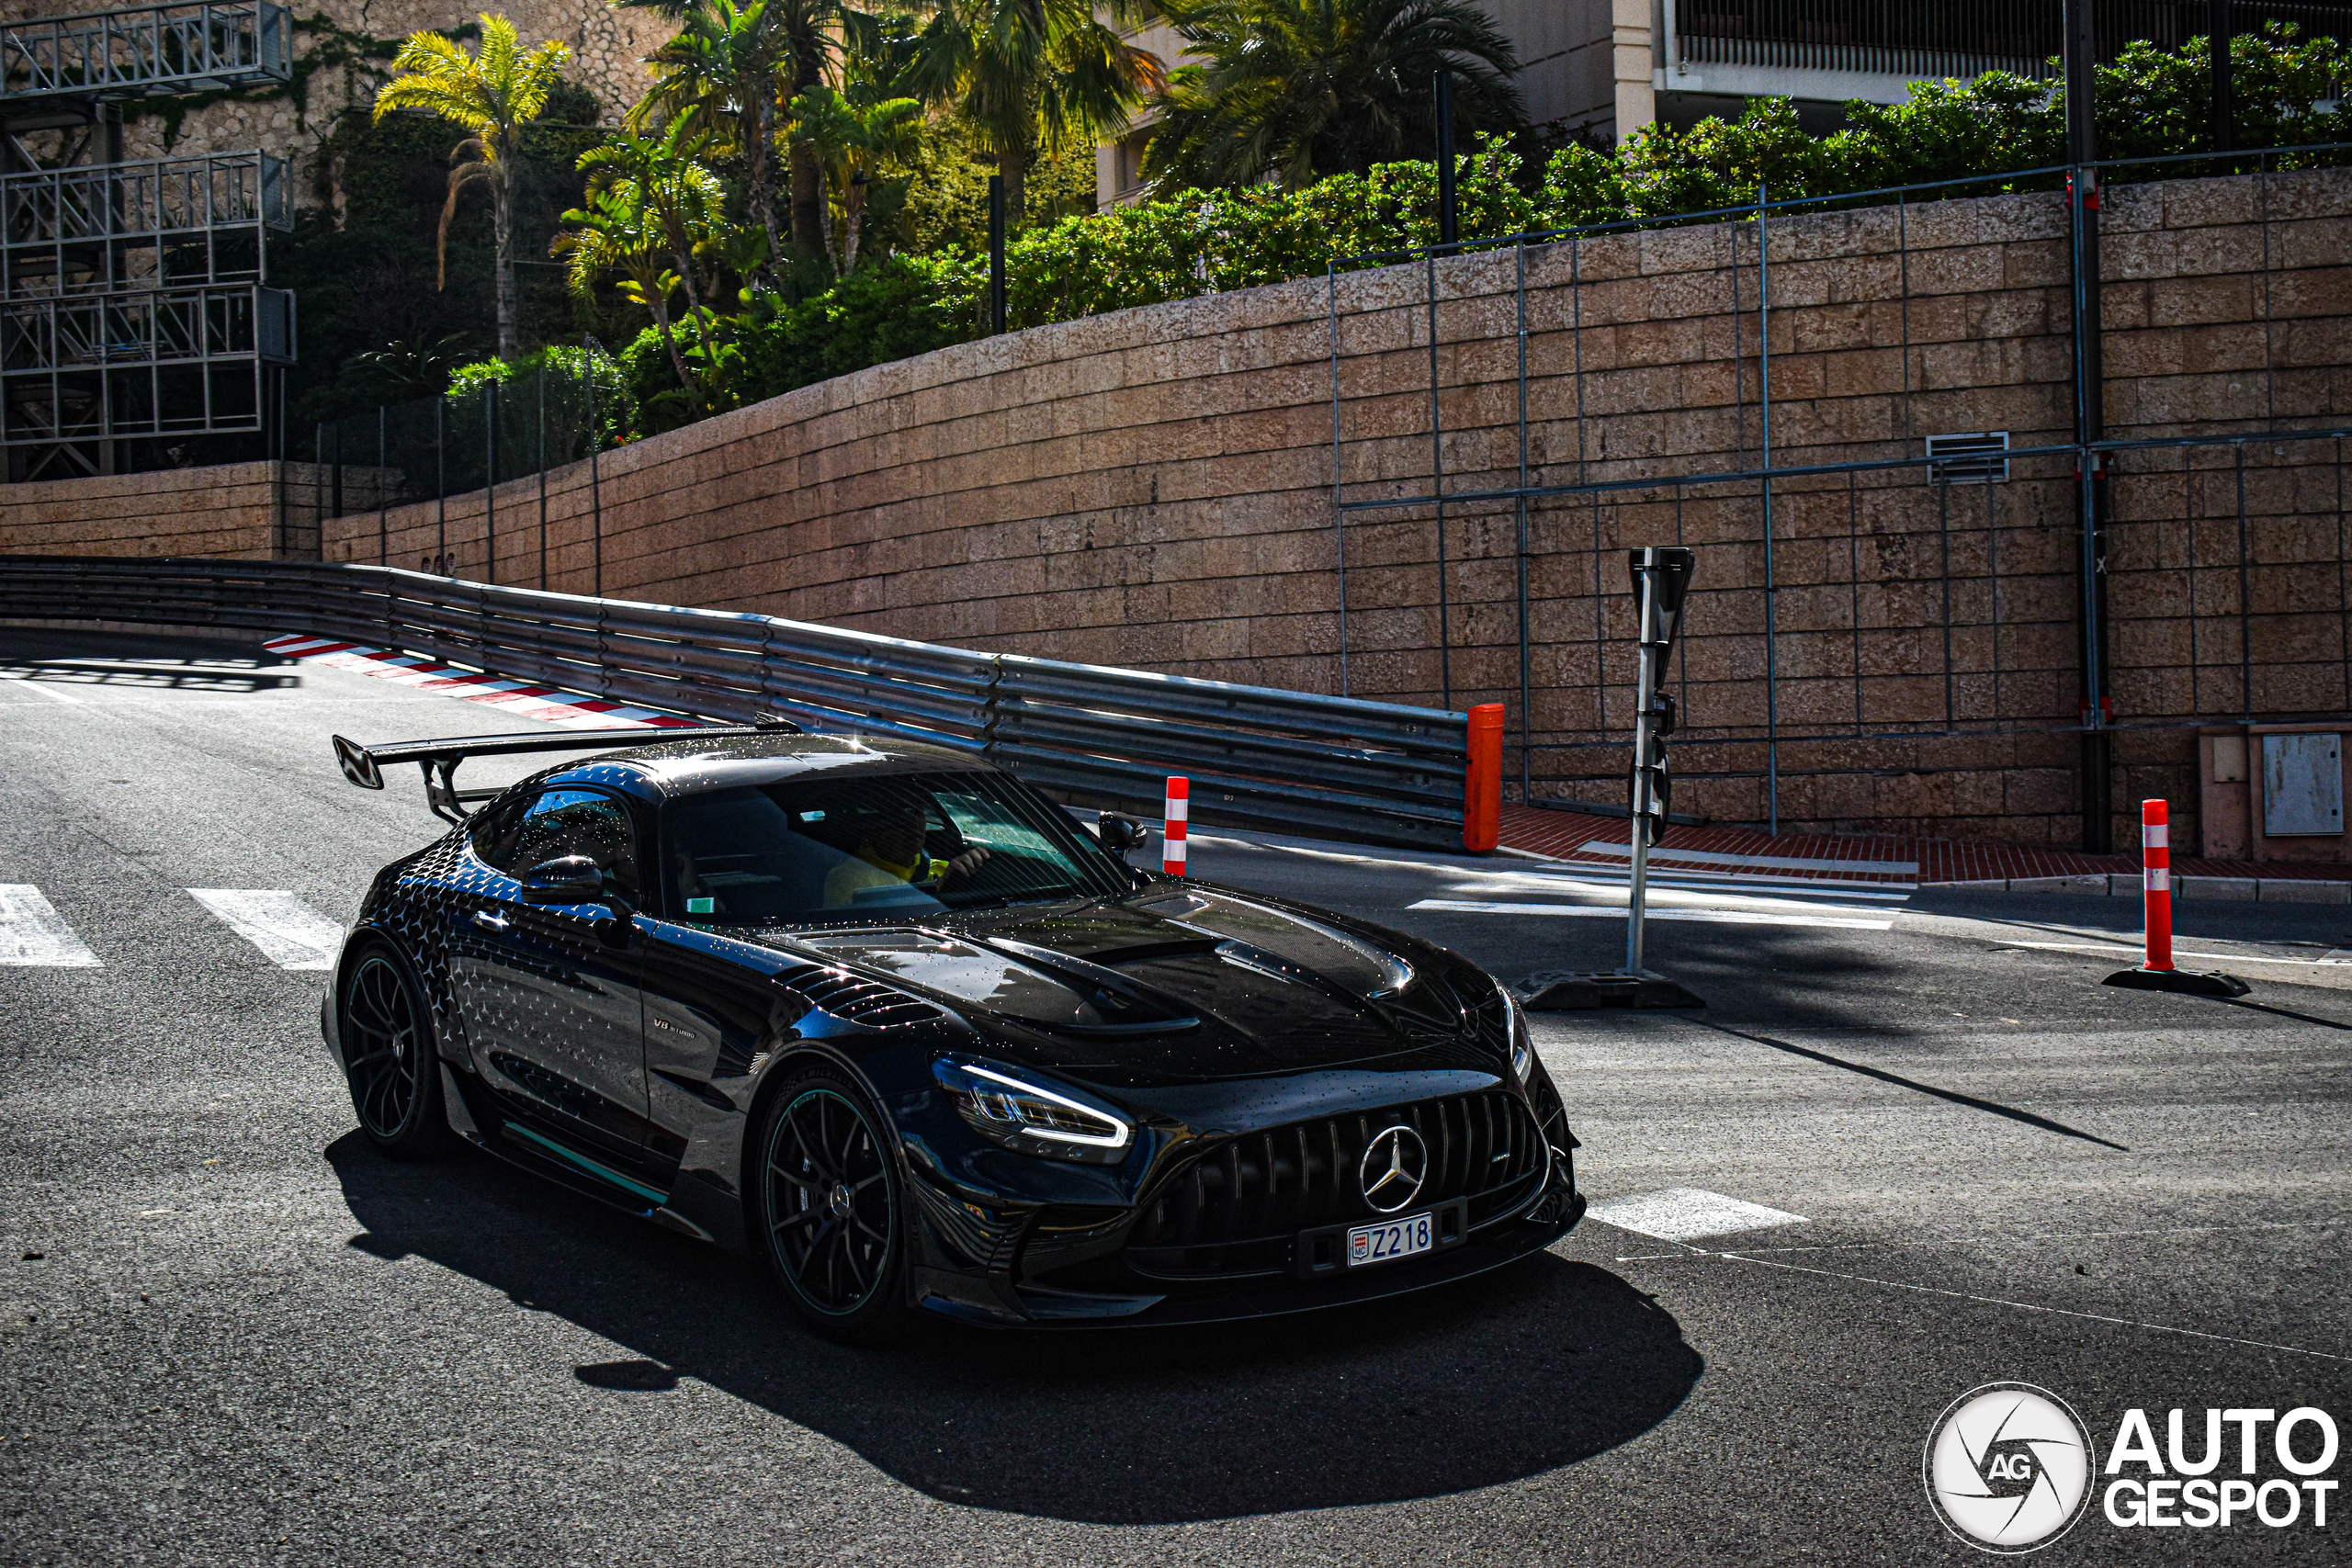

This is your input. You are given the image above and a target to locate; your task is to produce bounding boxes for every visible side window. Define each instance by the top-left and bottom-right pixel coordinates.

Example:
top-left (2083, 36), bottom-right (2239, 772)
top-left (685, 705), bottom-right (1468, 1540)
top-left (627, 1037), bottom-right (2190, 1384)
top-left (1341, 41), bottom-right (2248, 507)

top-left (469, 794), bottom-right (529, 869)
top-left (485, 788), bottom-right (641, 897)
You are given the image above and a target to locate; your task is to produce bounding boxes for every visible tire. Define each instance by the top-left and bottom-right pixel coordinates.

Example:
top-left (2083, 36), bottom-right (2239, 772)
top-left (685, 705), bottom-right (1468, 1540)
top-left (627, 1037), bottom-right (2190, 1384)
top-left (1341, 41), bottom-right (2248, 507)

top-left (338, 945), bottom-right (452, 1159)
top-left (753, 1067), bottom-right (911, 1342)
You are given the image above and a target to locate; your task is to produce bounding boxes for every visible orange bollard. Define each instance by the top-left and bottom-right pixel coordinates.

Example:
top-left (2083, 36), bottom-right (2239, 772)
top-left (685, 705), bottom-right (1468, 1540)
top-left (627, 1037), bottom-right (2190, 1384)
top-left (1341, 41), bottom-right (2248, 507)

top-left (2105, 797), bottom-right (2246, 996)
top-left (1464, 704), bottom-right (1503, 852)
top-left (1162, 776), bottom-right (1188, 875)
top-left (2142, 798), bottom-right (2173, 972)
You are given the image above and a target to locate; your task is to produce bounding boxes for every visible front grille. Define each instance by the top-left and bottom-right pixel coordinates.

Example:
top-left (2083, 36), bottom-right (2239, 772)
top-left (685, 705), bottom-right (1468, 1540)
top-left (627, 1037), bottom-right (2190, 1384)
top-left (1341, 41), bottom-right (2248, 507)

top-left (1125, 1091), bottom-right (1547, 1280)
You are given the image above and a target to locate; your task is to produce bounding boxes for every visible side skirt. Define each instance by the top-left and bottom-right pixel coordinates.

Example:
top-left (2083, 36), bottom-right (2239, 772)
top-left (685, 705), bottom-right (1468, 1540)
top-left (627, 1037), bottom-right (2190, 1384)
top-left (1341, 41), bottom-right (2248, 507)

top-left (438, 1062), bottom-right (714, 1242)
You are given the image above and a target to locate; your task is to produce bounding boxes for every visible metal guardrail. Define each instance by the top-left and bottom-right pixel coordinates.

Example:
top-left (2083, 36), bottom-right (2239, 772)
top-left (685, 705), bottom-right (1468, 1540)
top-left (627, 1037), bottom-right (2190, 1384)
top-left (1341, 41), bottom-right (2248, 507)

top-left (0, 556), bottom-right (1476, 850)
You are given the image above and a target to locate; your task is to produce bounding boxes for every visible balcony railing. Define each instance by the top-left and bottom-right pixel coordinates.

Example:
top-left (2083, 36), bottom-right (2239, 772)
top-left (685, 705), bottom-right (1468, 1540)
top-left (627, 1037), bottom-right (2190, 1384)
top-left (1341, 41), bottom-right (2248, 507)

top-left (1672, 2), bottom-right (2351, 83)
top-left (0, 3), bottom-right (291, 101)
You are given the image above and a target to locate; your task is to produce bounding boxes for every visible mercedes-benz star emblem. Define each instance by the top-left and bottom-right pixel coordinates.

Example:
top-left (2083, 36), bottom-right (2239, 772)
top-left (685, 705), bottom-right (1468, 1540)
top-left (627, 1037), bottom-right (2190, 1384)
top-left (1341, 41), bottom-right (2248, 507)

top-left (1359, 1125), bottom-right (1428, 1213)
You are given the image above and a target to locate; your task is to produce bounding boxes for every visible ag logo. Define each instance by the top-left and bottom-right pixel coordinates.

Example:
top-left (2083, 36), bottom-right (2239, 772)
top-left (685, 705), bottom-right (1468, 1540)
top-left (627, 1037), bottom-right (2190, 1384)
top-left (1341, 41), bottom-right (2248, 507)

top-left (1924, 1383), bottom-right (2096, 1553)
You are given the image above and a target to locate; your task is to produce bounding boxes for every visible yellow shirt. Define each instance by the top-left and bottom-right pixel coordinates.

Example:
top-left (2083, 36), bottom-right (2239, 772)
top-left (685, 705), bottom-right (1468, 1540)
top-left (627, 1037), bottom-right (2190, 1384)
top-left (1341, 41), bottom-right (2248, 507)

top-left (821, 847), bottom-right (948, 908)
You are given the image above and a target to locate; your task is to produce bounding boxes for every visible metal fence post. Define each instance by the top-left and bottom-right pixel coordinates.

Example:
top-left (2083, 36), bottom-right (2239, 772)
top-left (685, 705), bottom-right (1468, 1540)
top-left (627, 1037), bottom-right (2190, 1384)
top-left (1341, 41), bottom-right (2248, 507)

top-left (537, 365), bottom-right (548, 591)
top-left (1758, 182), bottom-right (1780, 838)
top-left (435, 394), bottom-right (447, 576)
top-left (483, 381), bottom-right (496, 587)
top-left (377, 404), bottom-right (387, 567)
top-left (584, 337), bottom-right (603, 597)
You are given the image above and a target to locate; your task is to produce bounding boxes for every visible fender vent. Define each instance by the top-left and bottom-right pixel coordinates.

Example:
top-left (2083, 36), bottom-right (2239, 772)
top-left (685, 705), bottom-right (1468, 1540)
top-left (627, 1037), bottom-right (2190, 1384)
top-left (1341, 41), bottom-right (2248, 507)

top-left (784, 964), bottom-right (944, 1029)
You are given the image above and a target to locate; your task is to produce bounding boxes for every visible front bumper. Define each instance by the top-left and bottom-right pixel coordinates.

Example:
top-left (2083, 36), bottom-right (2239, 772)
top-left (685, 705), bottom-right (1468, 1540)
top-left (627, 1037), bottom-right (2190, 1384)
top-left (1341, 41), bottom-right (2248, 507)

top-left (910, 1160), bottom-right (1585, 1327)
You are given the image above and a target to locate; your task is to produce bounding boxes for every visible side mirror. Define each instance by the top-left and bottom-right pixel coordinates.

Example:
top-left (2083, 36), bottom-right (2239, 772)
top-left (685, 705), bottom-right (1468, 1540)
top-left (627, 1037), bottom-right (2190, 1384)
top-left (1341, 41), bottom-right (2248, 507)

top-left (520, 854), bottom-right (606, 906)
top-left (1096, 815), bottom-right (1145, 858)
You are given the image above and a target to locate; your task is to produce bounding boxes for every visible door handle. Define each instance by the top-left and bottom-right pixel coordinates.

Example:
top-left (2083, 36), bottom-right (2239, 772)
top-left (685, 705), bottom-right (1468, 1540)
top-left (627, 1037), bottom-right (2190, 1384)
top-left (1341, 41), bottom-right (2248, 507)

top-left (471, 909), bottom-right (513, 932)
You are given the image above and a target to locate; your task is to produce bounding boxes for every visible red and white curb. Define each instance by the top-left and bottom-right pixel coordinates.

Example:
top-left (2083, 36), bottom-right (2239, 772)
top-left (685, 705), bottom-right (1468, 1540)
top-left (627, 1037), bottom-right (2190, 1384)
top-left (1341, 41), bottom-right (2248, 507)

top-left (263, 635), bottom-right (703, 730)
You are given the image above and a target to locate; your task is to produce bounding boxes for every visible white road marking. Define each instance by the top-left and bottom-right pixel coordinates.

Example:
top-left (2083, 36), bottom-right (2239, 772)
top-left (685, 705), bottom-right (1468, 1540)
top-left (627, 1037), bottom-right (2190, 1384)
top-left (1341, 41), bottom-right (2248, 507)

top-left (0, 885), bottom-right (101, 966)
top-left (187, 889), bottom-right (343, 971)
top-left (1570, 840), bottom-right (1918, 876)
top-left (1447, 869), bottom-right (1916, 903)
top-left (1991, 938), bottom-right (2352, 969)
top-left (1411, 898), bottom-right (1894, 931)
top-left (1712, 1250), bottom-right (2347, 1364)
top-left (1588, 1187), bottom-right (1807, 1241)
top-left (0, 675), bottom-right (85, 705)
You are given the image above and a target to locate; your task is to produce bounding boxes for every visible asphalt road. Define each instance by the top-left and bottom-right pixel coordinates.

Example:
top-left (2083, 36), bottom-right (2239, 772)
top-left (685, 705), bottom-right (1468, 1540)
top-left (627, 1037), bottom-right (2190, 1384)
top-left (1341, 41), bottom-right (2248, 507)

top-left (1, 628), bottom-right (2346, 1566)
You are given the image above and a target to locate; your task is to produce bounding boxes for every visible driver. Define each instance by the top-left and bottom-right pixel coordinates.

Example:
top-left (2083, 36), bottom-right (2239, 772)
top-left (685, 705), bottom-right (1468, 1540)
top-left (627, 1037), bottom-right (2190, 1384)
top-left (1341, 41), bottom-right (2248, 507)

top-left (821, 798), bottom-right (990, 908)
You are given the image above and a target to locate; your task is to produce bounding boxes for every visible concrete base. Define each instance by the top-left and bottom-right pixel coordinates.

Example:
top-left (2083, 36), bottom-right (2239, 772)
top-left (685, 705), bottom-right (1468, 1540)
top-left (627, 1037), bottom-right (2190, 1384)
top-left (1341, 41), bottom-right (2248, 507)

top-left (1520, 970), bottom-right (1705, 1010)
top-left (2103, 966), bottom-right (2251, 998)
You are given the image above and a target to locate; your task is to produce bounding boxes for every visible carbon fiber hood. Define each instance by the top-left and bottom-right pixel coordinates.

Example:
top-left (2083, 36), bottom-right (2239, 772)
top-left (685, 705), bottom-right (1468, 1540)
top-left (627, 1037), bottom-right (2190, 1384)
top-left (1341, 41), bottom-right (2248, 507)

top-left (748, 883), bottom-right (1510, 1085)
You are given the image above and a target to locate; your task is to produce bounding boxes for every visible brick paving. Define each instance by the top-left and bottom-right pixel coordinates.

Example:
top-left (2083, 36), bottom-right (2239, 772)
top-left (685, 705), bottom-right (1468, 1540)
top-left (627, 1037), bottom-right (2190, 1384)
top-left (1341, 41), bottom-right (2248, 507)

top-left (1495, 803), bottom-right (2352, 886)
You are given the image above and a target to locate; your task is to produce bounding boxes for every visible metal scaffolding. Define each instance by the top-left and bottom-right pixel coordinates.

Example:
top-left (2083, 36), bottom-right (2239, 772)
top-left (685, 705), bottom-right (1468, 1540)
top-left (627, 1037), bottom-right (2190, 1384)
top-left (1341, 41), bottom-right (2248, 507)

top-left (0, 3), bottom-right (289, 101)
top-left (0, 4), bottom-right (294, 480)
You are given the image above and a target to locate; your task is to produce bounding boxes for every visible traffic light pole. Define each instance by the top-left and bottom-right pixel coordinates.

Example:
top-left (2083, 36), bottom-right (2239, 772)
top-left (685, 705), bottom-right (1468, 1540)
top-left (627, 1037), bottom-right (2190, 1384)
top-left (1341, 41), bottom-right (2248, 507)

top-left (1624, 547), bottom-right (1681, 973)
top-left (1523, 547), bottom-right (1702, 1010)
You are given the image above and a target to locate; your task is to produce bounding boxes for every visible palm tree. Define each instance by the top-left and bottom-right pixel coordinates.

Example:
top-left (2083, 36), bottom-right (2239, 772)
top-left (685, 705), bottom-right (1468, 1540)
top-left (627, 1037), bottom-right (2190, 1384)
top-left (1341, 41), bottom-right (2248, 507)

top-left (628, 0), bottom-right (848, 269)
top-left (907, 0), bottom-right (1165, 229)
top-left (634, 0), bottom-right (796, 276)
top-left (373, 14), bottom-right (571, 362)
top-left (787, 84), bottom-right (922, 275)
top-left (554, 183), bottom-right (704, 405)
top-left (577, 121), bottom-right (729, 331)
top-left (1142, 0), bottom-right (1524, 191)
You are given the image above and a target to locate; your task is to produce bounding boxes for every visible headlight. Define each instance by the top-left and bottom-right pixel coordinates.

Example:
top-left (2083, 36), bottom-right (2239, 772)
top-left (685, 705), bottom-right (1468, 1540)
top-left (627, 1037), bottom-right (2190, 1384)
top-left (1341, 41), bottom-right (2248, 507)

top-left (933, 1057), bottom-right (1135, 1165)
top-left (1500, 985), bottom-right (1535, 1085)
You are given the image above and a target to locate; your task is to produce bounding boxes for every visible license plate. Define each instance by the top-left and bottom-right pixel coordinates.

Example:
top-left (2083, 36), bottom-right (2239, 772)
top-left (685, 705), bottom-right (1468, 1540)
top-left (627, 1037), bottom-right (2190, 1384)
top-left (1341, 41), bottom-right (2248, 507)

top-left (1348, 1210), bottom-right (1434, 1268)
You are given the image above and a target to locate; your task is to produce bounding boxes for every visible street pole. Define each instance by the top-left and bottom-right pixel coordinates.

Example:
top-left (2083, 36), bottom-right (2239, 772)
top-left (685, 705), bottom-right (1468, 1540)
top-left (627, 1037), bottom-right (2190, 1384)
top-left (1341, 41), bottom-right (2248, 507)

top-left (1521, 547), bottom-right (1702, 1010)
top-left (987, 175), bottom-right (1007, 335)
top-left (2065, 0), bottom-right (2114, 853)
top-left (2210, 0), bottom-right (2233, 153)
top-left (1624, 546), bottom-right (1690, 975)
top-left (1433, 68), bottom-right (1457, 248)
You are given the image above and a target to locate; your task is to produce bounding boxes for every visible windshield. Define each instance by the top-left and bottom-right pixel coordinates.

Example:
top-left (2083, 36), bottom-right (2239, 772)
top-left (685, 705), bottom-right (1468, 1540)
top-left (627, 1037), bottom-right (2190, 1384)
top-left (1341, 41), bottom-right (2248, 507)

top-left (657, 768), bottom-right (1133, 926)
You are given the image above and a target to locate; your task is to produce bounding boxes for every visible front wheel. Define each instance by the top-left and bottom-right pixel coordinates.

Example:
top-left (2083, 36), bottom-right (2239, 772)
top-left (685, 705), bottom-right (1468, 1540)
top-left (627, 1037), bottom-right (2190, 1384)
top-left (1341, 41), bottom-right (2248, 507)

top-left (755, 1069), bottom-right (911, 1342)
top-left (339, 946), bottom-right (450, 1158)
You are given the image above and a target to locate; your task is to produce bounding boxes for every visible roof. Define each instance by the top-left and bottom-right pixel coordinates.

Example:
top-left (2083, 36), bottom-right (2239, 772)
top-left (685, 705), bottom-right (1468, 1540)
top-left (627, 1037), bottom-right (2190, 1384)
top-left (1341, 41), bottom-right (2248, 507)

top-left (546, 732), bottom-right (989, 802)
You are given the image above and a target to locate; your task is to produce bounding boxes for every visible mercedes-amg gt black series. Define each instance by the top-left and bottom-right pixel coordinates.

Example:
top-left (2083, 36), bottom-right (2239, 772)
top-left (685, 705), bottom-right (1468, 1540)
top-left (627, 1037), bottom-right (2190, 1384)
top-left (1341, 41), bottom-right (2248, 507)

top-left (322, 725), bottom-right (1584, 1337)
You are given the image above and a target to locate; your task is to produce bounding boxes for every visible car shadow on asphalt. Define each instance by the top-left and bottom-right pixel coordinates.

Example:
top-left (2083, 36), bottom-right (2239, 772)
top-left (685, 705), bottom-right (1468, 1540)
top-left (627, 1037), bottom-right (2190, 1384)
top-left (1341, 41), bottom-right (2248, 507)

top-left (328, 1133), bottom-right (1702, 1523)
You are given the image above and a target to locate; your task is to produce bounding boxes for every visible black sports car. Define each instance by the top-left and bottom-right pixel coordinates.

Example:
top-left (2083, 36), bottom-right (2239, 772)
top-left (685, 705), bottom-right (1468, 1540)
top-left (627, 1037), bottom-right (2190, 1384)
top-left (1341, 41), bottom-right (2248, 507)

top-left (322, 725), bottom-right (1584, 1337)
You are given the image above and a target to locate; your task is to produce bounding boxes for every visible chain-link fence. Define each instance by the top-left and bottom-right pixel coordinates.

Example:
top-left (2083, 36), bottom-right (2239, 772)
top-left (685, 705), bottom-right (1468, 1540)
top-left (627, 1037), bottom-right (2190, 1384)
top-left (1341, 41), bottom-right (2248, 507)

top-left (306, 344), bottom-right (621, 582)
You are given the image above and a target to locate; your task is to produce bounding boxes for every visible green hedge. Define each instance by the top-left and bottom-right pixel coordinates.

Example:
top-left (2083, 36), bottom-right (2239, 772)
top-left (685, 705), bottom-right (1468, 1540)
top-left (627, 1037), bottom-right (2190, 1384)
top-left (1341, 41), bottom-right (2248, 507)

top-left (504, 26), bottom-right (2351, 436)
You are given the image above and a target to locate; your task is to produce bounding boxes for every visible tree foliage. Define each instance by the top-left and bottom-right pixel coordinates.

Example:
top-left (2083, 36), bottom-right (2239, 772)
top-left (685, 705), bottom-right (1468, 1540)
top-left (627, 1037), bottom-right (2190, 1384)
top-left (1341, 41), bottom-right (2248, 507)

top-left (430, 21), bottom-right (2346, 445)
top-left (1144, 0), bottom-right (1525, 190)
top-left (372, 13), bottom-right (573, 361)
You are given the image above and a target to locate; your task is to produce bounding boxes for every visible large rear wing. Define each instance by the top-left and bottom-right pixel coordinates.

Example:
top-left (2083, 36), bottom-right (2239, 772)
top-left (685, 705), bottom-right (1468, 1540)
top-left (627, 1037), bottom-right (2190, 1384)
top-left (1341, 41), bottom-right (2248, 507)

top-left (332, 722), bottom-right (798, 825)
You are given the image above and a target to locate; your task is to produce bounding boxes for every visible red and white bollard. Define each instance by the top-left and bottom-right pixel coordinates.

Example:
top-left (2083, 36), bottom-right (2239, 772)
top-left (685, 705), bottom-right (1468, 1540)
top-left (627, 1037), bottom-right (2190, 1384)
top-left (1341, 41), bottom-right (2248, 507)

top-left (2141, 799), bottom-right (2173, 972)
top-left (2105, 797), bottom-right (2246, 997)
top-left (1162, 776), bottom-right (1188, 876)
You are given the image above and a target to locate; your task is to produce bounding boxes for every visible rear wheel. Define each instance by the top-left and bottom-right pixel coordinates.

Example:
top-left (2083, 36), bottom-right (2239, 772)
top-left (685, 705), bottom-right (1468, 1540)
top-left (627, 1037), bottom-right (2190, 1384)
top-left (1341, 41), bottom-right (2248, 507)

top-left (755, 1069), bottom-right (910, 1341)
top-left (340, 948), bottom-right (450, 1158)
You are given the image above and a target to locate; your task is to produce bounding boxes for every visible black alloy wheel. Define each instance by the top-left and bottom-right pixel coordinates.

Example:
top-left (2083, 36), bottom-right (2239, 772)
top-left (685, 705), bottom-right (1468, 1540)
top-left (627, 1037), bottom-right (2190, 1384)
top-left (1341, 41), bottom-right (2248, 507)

top-left (341, 948), bottom-right (449, 1157)
top-left (758, 1072), bottom-right (908, 1338)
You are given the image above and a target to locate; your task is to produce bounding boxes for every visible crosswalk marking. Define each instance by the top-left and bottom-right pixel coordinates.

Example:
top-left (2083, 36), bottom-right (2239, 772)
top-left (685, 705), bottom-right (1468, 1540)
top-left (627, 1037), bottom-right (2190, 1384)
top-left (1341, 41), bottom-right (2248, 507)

top-left (187, 889), bottom-right (342, 970)
top-left (1410, 897), bottom-right (1895, 931)
top-left (1569, 839), bottom-right (1918, 878)
top-left (1587, 1188), bottom-right (1807, 1241)
top-left (0, 884), bottom-right (101, 966)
